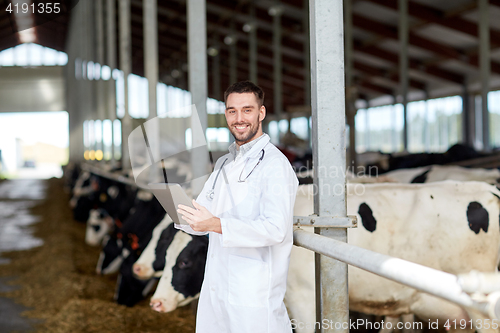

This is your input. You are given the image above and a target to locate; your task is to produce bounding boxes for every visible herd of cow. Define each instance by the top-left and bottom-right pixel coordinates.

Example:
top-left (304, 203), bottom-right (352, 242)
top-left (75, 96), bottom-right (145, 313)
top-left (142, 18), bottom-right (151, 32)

top-left (64, 145), bottom-right (500, 333)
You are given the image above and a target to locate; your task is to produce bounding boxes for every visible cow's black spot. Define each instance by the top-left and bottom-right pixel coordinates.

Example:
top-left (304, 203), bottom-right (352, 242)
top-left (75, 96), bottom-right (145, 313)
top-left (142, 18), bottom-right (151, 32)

top-left (172, 236), bottom-right (208, 298)
top-left (298, 176), bottom-right (313, 185)
top-left (467, 201), bottom-right (489, 234)
top-left (92, 224), bottom-right (101, 232)
top-left (492, 193), bottom-right (500, 233)
top-left (152, 224), bottom-right (180, 272)
top-left (411, 169), bottom-right (430, 183)
top-left (359, 203), bottom-right (376, 232)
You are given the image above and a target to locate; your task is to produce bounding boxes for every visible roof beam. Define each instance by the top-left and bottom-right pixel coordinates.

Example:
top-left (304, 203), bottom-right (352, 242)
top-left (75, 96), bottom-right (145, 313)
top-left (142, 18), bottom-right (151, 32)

top-left (352, 13), bottom-right (465, 60)
top-left (363, 0), bottom-right (500, 47)
top-left (358, 81), bottom-right (394, 95)
top-left (354, 60), bottom-right (426, 90)
top-left (354, 40), bottom-right (465, 83)
top-left (353, 12), bottom-right (500, 76)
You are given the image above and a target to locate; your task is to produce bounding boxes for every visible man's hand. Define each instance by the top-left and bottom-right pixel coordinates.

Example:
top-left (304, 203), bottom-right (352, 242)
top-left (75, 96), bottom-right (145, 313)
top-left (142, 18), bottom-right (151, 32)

top-left (177, 200), bottom-right (222, 234)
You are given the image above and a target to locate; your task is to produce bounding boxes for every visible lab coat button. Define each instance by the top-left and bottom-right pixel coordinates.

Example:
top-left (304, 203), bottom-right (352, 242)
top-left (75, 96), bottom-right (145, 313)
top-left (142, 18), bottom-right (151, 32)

top-left (211, 287), bottom-right (215, 292)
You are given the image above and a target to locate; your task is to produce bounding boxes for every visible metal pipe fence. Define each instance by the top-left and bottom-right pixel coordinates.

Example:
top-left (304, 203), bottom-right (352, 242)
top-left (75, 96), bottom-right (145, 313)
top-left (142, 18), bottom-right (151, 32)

top-left (293, 227), bottom-right (500, 320)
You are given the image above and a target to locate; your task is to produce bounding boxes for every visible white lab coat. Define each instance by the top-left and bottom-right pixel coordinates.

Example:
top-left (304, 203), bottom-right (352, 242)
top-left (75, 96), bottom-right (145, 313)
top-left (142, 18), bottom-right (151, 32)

top-left (176, 134), bottom-right (298, 333)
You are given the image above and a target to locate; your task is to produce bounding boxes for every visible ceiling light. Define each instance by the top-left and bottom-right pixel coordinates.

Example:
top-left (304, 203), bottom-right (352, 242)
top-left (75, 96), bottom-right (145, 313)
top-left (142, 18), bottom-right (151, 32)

top-left (207, 47), bottom-right (219, 57)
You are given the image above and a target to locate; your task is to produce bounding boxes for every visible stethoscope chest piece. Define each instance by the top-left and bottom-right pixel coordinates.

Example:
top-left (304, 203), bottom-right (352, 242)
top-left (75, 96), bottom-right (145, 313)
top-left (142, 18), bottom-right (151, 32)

top-left (206, 189), bottom-right (215, 201)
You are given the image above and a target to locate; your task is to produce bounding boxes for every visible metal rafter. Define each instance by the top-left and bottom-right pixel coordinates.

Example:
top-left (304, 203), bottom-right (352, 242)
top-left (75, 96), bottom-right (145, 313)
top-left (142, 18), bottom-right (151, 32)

top-left (364, 0), bottom-right (500, 47)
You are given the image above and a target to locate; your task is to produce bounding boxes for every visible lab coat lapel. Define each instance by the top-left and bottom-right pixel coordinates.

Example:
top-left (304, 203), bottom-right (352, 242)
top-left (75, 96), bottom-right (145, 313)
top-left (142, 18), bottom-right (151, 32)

top-left (213, 134), bottom-right (269, 217)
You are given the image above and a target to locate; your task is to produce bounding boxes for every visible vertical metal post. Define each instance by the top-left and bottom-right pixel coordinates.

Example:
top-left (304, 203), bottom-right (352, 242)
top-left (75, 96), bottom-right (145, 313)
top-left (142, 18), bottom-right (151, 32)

top-left (96, 0), bottom-right (105, 158)
top-left (187, 0), bottom-right (209, 196)
top-left (310, 0), bottom-right (348, 331)
top-left (365, 103), bottom-right (370, 151)
top-left (249, 3), bottom-right (258, 84)
top-left (67, 1), bottom-right (84, 162)
top-left (399, 0), bottom-right (409, 152)
top-left (344, 0), bottom-right (356, 169)
top-left (106, 0), bottom-right (117, 161)
top-left (248, 2), bottom-right (258, 84)
top-left (479, 0), bottom-right (490, 151)
top-left (424, 90), bottom-right (430, 151)
top-left (78, 2), bottom-right (85, 161)
top-left (144, 0), bottom-right (159, 180)
top-left (303, 0), bottom-right (311, 149)
top-left (84, 0), bottom-right (95, 156)
top-left (392, 96), bottom-right (398, 151)
top-left (273, 7), bottom-right (282, 141)
top-left (119, 0), bottom-right (132, 169)
top-left (143, 4), bottom-right (158, 121)
top-left (462, 82), bottom-right (475, 147)
top-left (211, 37), bottom-right (221, 101)
top-left (229, 19), bottom-right (238, 84)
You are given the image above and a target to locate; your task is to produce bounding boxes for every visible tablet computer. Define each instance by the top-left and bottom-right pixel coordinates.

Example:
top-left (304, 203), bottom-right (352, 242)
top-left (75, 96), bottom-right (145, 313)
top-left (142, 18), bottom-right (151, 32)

top-left (148, 183), bottom-right (194, 225)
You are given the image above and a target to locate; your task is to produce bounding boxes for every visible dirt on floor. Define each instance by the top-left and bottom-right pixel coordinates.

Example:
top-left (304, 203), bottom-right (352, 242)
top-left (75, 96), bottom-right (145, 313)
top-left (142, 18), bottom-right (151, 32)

top-left (0, 178), bottom-right (195, 333)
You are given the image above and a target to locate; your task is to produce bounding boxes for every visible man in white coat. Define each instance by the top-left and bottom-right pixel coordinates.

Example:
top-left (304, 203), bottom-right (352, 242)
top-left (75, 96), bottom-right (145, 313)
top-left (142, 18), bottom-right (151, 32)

top-left (176, 81), bottom-right (299, 333)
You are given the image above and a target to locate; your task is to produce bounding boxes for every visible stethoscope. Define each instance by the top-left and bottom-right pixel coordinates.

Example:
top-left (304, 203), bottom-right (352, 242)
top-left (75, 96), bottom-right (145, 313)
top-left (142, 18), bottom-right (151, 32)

top-left (206, 148), bottom-right (265, 201)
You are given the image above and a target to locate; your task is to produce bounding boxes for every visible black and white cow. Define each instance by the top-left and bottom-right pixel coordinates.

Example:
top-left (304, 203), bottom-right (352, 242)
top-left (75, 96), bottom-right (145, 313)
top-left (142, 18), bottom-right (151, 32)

top-left (97, 192), bottom-right (167, 307)
top-left (367, 143), bottom-right (484, 174)
top-left (287, 181), bottom-right (500, 333)
top-left (132, 217), bottom-right (173, 280)
top-left (85, 181), bottom-right (137, 246)
top-left (130, 220), bottom-right (208, 312)
top-left (96, 190), bottom-right (165, 275)
top-left (148, 228), bottom-right (208, 312)
top-left (382, 165), bottom-right (500, 185)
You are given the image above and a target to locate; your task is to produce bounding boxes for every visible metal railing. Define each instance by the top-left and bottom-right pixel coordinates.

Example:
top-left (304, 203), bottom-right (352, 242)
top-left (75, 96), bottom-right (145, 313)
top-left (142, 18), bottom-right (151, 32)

top-left (293, 227), bottom-right (500, 320)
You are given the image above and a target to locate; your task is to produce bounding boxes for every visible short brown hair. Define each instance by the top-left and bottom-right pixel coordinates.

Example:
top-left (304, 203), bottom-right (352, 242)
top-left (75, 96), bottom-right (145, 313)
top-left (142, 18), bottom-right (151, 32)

top-left (224, 81), bottom-right (265, 107)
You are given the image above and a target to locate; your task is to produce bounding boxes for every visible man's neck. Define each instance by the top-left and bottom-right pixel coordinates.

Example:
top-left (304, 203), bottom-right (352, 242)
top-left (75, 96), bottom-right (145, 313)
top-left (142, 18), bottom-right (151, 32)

top-left (235, 132), bottom-right (264, 150)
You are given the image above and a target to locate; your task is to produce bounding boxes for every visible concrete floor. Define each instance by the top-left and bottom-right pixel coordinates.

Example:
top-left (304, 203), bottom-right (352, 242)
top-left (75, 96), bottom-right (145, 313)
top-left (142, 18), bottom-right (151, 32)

top-left (0, 179), bottom-right (46, 333)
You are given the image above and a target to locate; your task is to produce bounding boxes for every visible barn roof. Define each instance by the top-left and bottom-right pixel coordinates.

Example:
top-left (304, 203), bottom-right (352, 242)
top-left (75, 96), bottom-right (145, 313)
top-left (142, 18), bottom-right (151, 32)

top-left (1, 0), bottom-right (499, 111)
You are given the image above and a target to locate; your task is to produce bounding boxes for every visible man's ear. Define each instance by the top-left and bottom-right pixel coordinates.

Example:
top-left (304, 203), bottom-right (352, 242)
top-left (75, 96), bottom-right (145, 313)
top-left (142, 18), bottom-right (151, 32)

top-left (259, 105), bottom-right (266, 122)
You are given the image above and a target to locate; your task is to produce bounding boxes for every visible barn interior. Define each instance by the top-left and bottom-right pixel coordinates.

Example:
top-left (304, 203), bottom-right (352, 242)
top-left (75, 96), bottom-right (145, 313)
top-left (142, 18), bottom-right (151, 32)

top-left (2, 0), bottom-right (500, 332)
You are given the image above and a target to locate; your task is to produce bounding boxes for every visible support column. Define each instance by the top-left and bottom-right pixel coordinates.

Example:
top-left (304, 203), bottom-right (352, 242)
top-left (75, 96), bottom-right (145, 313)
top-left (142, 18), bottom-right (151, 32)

top-left (462, 82), bottom-right (475, 147)
top-left (119, 0), bottom-right (132, 169)
top-left (424, 91), bottom-right (430, 151)
top-left (84, 0), bottom-right (95, 157)
top-left (249, 3), bottom-right (258, 84)
top-left (96, 0), bottom-right (105, 158)
top-left (344, 0), bottom-right (356, 169)
top-left (144, 0), bottom-right (159, 180)
top-left (67, 1), bottom-right (85, 162)
top-left (310, 1), bottom-right (348, 331)
top-left (479, 0), bottom-right (490, 151)
top-left (187, 0), bottom-right (209, 196)
top-left (229, 19), bottom-right (237, 84)
top-left (211, 36), bottom-right (221, 101)
top-left (399, 0), bottom-right (409, 152)
top-left (303, 0), bottom-right (311, 149)
top-left (106, 0), bottom-right (117, 161)
top-left (272, 6), bottom-right (283, 142)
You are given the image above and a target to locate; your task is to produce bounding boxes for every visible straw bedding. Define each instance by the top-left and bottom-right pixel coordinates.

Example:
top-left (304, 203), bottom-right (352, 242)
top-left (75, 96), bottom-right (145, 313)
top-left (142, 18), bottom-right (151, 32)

top-left (0, 178), bottom-right (195, 333)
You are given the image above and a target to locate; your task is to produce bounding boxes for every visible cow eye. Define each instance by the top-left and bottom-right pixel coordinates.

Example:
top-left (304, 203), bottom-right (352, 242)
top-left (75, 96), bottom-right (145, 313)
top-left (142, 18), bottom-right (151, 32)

top-left (178, 259), bottom-right (191, 269)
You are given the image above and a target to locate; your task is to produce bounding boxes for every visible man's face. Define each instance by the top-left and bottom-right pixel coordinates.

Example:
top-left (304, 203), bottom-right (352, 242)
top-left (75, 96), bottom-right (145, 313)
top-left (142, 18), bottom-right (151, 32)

top-left (225, 92), bottom-right (266, 145)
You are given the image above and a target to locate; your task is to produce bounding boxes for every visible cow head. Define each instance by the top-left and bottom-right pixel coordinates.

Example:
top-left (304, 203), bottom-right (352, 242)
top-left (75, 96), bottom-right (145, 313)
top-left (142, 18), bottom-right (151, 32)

top-left (85, 209), bottom-right (114, 246)
top-left (149, 232), bottom-right (208, 313)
